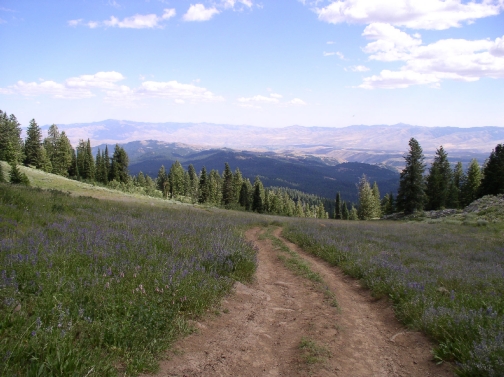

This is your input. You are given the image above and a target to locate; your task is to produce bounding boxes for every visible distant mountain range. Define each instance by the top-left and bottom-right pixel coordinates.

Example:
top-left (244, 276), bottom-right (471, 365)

top-left (92, 140), bottom-right (400, 203)
top-left (47, 119), bottom-right (500, 169)
top-left (45, 119), bottom-right (502, 201)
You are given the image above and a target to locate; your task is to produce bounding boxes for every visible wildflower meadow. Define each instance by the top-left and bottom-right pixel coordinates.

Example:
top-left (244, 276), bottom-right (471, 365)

top-left (0, 184), bottom-right (257, 376)
top-left (283, 219), bottom-right (504, 376)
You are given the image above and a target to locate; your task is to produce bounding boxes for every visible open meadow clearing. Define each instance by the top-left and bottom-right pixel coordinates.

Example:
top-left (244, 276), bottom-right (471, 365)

top-left (1, 174), bottom-right (503, 376)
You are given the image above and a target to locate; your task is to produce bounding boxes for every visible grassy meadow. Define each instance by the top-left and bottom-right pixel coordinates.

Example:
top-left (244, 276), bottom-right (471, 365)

top-left (0, 182), bottom-right (259, 376)
top-left (283, 218), bottom-right (504, 376)
top-left (1, 163), bottom-right (504, 376)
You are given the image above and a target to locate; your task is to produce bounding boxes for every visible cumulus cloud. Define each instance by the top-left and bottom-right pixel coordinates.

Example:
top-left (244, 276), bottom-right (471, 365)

top-left (358, 27), bottom-right (504, 88)
top-left (72, 8), bottom-right (175, 29)
top-left (289, 98), bottom-right (307, 105)
top-left (222, 0), bottom-right (254, 9)
top-left (183, 4), bottom-right (220, 21)
top-left (236, 93), bottom-right (306, 107)
top-left (0, 71), bottom-right (225, 104)
top-left (315, 0), bottom-right (504, 30)
top-left (238, 95), bottom-right (280, 104)
top-left (347, 65), bottom-right (370, 72)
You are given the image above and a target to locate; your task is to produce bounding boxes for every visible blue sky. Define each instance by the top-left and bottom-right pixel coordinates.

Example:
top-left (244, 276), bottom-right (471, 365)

top-left (1, 0), bottom-right (503, 128)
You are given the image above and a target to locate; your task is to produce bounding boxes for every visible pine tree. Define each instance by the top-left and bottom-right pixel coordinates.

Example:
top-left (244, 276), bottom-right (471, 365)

top-left (0, 111), bottom-right (23, 163)
top-left (479, 144), bottom-right (504, 197)
top-left (371, 181), bottom-right (381, 218)
top-left (39, 146), bottom-right (53, 173)
top-left (222, 162), bottom-right (234, 205)
top-left (425, 146), bottom-right (452, 210)
top-left (349, 204), bottom-right (358, 220)
top-left (461, 159), bottom-right (483, 207)
top-left (239, 181), bottom-right (250, 209)
top-left (168, 161), bottom-right (185, 198)
top-left (334, 192), bottom-right (342, 219)
top-left (208, 170), bottom-right (222, 204)
top-left (156, 165), bottom-right (169, 198)
top-left (447, 162), bottom-right (464, 209)
top-left (136, 171), bottom-right (147, 187)
top-left (0, 162), bottom-right (5, 182)
top-left (24, 119), bottom-right (43, 167)
top-left (341, 201), bottom-right (349, 220)
top-left (110, 144), bottom-right (129, 183)
top-left (397, 138), bottom-right (426, 214)
top-left (9, 162), bottom-right (30, 185)
top-left (104, 145), bottom-right (111, 179)
top-left (187, 164), bottom-right (199, 202)
top-left (357, 175), bottom-right (375, 220)
top-left (252, 176), bottom-right (264, 213)
top-left (82, 139), bottom-right (95, 180)
top-left (198, 166), bottom-right (209, 203)
top-left (68, 148), bottom-right (79, 178)
top-left (43, 124), bottom-right (59, 169)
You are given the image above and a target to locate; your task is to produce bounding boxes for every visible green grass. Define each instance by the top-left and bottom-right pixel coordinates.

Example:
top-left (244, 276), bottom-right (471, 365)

top-left (298, 337), bottom-right (331, 365)
top-left (0, 183), bottom-right (259, 376)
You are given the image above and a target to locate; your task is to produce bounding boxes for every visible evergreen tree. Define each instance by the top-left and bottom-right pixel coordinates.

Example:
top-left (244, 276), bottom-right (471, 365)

top-left (24, 119), bottom-right (43, 167)
top-left (222, 162), bottom-right (234, 205)
top-left (136, 171), bottom-right (147, 187)
top-left (104, 145), bottom-right (111, 179)
top-left (208, 169), bottom-right (222, 204)
top-left (0, 162), bottom-right (5, 182)
top-left (168, 161), bottom-right (185, 198)
top-left (110, 144), bottom-right (129, 183)
top-left (357, 175), bottom-right (375, 220)
top-left (68, 148), bottom-right (79, 178)
top-left (9, 162), bottom-right (30, 185)
top-left (198, 166), bottom-right (209, 203)
top-left (479, 144), bottom-right (504, 196)
top-left (233, 168), bottom-right (244, 205)
top-left (448, 162), bottom-right (464, 209)
top-left (187, 164), bottom-right (199, 202)
top-left (156, 165), bottom-right (169, 198)
top-left (425, 146), bottom-right (452, 210)
top-left (381, 192), bottom-right (395, 215)
top-left (43, 124), bottom-right (59, 168)
top-left (341, 201), bottom-right (349, 220)
top-left (334, 192), bottom-right (342, 219)
top-left (39, 146), bottom-right (53, 173)
top-left (0, 111), bottom-right (23, 163)
top-left (371, 181), bottom-right (381, 218)
top-left (349, 204), bottom-right (358, 220)
top-left (239, 181), bottom-right (250, 209)
top-left (461, 159), bottom-right (483, 207)
top-left (82, 139), bottom-right (95, 180)
top-left (252, 176), bottom-right (264, 213)
top-left (397, 138), bottom-right (426, 214)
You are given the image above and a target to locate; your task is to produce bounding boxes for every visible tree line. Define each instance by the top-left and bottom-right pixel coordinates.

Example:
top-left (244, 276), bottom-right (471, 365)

top-left (335, 137), bottom-right (504, 220)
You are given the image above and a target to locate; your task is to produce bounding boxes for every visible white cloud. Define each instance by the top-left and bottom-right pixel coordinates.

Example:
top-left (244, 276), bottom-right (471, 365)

top-left (68, 19), bottom-right (82, 27)
top-left (347, 65), bottom-right (370, 72)
top-left (238, 95), bottom-right (280, 103)
top-left (358, 27), bottom-right (504, 88)
top-left (75, 9), bottom-right (175, 29)
top-left (336, 51), bottom-right (345, 59)
top-left (327, 41), bottom-right (335, 44)
top-left (315, 0), bottom-right (504, 30)
top-left (269, 93), bottom-right (283, 99)
top-left (362, 22), bottom-right (422, 61)
top-left (135, 80), bottom-right (225, 102)
top-left (0, 71), bottom-right (225, 104)
top-left (183, 4), bottom-right (220, 21)
top-left (65, 71), bottom-right (125, 89)
top-left (289, 98), bottom-right (307, 105)
top-left (222, 0), bottom-right (253, 8)
top-left (323, 51), bottom-right (336, 56)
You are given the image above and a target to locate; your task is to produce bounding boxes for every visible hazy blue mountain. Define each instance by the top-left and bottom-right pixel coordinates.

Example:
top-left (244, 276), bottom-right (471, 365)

top-left (46, 120), bottom-right (504, 154)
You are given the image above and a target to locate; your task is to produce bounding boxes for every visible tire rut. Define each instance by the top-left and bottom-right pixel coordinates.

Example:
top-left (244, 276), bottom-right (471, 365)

top-left (142, 227), bottom-right (453, 377)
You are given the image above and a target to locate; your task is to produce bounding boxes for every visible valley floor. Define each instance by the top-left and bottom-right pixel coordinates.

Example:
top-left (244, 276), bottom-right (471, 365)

top-left (142, 227), bottom-right (453, 377)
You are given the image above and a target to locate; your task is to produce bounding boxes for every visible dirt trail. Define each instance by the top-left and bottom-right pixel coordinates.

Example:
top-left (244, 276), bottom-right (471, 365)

top-left (143, 227), bottom-right (453, 377)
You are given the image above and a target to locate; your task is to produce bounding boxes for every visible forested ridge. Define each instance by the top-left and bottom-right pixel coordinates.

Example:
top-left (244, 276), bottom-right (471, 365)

top-left (2, 110), bottom-right (504, 219)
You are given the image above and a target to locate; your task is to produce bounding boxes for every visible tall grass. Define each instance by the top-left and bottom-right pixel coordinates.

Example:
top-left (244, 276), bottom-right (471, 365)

top-left (283, 219), bottom-right (504, 376)
top-left (0, 184), bottom-right (257, 376)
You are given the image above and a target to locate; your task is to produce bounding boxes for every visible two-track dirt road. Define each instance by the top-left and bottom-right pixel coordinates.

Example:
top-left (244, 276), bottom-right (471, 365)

top-left (143, 227), bottom-right (453, 377)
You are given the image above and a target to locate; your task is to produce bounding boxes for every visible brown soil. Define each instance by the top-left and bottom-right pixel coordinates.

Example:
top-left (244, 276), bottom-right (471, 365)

top-left (142, 227), bottom-right (454, 377)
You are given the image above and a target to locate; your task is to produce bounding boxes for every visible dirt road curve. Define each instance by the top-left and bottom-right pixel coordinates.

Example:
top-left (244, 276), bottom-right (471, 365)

top-left (143, 227), bottom-right (453, 377)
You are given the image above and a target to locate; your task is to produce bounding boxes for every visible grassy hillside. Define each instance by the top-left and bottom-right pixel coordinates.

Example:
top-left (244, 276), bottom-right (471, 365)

top-left (0, 180), bottom-right (260, 376)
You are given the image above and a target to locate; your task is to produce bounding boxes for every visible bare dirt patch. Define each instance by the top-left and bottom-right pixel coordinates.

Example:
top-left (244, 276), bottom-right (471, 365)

top-left (143, 227), bottom-right (453, 377)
